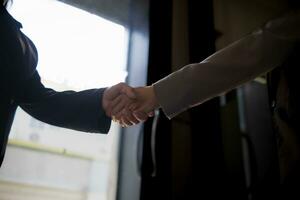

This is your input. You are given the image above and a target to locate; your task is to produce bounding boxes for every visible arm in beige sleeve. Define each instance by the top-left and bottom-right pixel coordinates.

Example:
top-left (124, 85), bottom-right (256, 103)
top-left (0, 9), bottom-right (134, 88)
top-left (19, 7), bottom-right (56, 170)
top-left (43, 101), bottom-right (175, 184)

top-left (153, 10), bottom-right (300, 119)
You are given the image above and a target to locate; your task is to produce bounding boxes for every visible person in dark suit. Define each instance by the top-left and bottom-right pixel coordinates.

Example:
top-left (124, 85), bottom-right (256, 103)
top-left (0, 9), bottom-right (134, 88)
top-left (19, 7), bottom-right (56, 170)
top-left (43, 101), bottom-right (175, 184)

top-left (0, 0), bottom-right (138, 167)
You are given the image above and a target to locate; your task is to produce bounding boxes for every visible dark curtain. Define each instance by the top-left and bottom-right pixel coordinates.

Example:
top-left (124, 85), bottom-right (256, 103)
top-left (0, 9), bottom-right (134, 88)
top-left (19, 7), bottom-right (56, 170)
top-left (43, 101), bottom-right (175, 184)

top-left (186, 0), bottom-right (226, 199)
top-left (140, 0), bottom-right (173, 200)
top-left (140, 0), bottom-right (227, 200)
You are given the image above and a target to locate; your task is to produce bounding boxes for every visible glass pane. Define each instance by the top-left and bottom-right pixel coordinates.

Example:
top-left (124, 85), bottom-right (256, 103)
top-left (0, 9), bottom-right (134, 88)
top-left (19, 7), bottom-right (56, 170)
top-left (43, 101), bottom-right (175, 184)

top-left (0, 0), bottom-right (128, 200)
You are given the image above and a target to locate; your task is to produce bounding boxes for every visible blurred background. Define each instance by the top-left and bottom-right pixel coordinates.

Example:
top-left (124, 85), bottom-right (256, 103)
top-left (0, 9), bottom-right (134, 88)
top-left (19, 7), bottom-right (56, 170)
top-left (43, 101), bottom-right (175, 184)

top-left (0, 0), bottom-right (294, 200)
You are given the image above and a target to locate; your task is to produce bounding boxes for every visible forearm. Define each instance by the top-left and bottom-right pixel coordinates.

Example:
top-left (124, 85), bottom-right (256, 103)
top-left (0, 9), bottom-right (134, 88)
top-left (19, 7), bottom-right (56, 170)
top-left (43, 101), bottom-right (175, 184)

top-left (20, 88), bottom-right (111, 133)
top-left (16, 72), bottom-right (111, 133)
top-left (153, 11), bottom-right (299, 119)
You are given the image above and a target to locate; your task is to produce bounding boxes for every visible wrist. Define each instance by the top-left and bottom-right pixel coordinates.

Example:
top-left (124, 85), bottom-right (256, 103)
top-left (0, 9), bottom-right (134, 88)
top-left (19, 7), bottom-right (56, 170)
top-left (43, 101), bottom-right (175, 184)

top-left (102, 88), bottom-right (109, 114)
top-left (147, 86), bottom-right (160, 109)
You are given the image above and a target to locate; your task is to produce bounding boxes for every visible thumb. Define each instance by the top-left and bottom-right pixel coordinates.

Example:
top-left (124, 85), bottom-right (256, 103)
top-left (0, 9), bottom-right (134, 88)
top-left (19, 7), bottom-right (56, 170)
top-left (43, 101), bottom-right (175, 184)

top-left (121, 86), bottom-right (136, 99)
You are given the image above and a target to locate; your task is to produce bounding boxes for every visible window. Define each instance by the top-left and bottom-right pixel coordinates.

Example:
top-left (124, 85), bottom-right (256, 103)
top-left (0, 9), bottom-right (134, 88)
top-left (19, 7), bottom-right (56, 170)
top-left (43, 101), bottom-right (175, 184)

top-left (0, 0), bottom-right (128, 199)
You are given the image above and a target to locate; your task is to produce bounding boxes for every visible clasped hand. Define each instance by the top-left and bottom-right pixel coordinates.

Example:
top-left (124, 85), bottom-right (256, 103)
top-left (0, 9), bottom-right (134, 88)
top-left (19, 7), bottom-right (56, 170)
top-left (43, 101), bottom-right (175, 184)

top-left (102, 83), bottom-right (159, 127)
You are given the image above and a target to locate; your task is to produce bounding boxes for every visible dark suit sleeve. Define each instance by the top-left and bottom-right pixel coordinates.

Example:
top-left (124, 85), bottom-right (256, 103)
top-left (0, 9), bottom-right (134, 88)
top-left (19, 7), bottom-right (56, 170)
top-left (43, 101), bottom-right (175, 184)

top-left (16, 71), bottom-right (111, 133)
top-left (0, 17), bottom-right (111, 133)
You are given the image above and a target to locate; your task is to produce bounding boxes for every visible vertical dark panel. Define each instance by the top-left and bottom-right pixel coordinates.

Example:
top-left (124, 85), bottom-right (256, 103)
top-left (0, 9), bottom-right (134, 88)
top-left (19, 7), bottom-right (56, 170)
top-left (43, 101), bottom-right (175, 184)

top-left (140, 0), bottom-right (173, 200)
top-left (186, 0), bottom-right (227, 199)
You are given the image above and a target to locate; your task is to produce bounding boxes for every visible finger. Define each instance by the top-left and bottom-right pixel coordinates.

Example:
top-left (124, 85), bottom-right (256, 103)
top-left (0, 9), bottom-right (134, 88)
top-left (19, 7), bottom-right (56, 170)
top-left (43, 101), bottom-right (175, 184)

top-left (110, 95), bottom-right (123, 108)
top-left (133, 111), bottom-right (148, 121)
top-left (113, 94), bottom-right (138, 117)
top-left (114, 107), bottom-right (132, 122)
top-left (112, 115), bottom-right (117, 122)
top-left (105, 96), bottom-right (122, 116)
top-left (106, 83), bottom-right (123, 100)
top-left (124, 103), bottom-right (142, 124)
top-left (118, 121), bottom-right (126, 128)
top-left (111, 95), bottom-right (130, 115)
top-left (112, 116), bottom-right (122, 125)
top-left (124, 109), bottom-right (140, 124)
top-left (128, 102), bottom-right (138, 111)
top-left (114, 111), bottom-right (123, 122)
top-left (120, 116), bottom-right (133, 127)
top-left (113, 110), bottom-right (124, 120)
top-left (115, 107), bottom-right (139, 125)
top-left (121, 85), bottom-right (136, 99)
top-left (113, 114), bottom-right (125, 127)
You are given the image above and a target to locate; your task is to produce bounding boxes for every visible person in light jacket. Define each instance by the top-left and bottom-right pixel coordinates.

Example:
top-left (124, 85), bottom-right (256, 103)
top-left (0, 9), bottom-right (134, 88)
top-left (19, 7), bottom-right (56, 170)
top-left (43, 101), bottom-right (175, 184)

top-left (111, 6), bottom-right (300, 193)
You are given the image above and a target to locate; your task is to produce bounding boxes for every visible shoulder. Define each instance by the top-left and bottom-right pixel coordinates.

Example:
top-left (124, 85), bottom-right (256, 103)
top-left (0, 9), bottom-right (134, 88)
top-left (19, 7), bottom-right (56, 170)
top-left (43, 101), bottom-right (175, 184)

top-left (0, 6), bottom-right (22, 30)
top-left (0, 9), bottom-right (26, 75)
top-left (262, 10), bottom-right (300, 41)
top-left (0, 8), bottom-right (23, 50)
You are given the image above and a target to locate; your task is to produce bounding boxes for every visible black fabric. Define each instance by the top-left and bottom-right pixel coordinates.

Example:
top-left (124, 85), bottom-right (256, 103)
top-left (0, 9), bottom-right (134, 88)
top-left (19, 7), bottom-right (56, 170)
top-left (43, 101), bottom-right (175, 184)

top-left (268, 44), bottom-right (300, 197)
top-left (269, 45), bottom-right (300, 131)
top-left (0, 6), bottom-right (111, 166)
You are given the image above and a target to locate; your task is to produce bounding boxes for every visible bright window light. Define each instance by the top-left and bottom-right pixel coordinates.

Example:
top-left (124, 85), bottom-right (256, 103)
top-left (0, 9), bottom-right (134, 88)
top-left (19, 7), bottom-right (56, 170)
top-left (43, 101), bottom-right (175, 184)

top-left (10, 0), bottom-right (128, 90)
top-left (7, 0), bottom-right (129, 155)
top-left (0, 0), bottom-right (128, 200)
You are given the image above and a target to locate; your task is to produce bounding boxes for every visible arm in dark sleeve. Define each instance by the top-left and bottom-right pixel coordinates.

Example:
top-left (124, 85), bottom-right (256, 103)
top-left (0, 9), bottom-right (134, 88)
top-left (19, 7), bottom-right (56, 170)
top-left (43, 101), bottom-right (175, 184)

top-left (1, 16), bottom-right (111, 133)
top-left (16, 71), bottom-right (111, 133)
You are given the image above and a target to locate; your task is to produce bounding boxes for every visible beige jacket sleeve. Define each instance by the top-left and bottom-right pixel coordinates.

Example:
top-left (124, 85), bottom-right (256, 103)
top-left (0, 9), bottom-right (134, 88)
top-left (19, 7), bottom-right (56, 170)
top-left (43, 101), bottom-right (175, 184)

top-left (153, 10), bottom-right (300, 119)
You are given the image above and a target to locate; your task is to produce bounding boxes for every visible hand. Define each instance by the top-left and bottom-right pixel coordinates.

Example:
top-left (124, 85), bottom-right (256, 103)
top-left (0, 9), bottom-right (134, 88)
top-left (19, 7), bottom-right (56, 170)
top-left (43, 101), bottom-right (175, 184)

top-left (114, 103), bottom-right (150, 127)
top-left (102, 82), bottom-right (136, 117)
top-left (102, 82), bottom-right (147, 127)
top-left (113, 86), bottom-right (159, 126)
top-left (130, 86), bottom-right (160, 115)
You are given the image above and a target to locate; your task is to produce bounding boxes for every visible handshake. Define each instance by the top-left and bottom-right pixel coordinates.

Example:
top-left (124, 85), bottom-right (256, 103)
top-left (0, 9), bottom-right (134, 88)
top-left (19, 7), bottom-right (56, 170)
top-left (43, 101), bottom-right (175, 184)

top-left (102, 83), bottom-right (160, 127)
